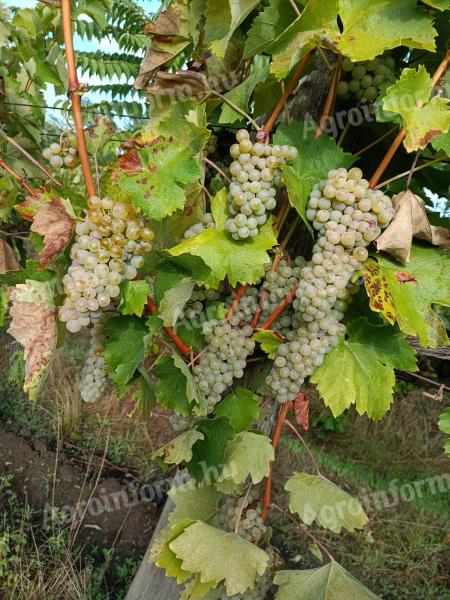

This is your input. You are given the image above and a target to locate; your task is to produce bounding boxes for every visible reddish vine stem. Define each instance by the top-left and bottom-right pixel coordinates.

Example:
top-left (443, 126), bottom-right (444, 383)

top-left (315, 54), bottom-right (343, 138)
top-left (146, 298), bottom-right (191, 356)
top-left (203, 156), bottom-right (231, 182)
top-left (260, 284), bottom-right (298, 331)
top-left (0, 156), bottom-right (37, 197)
top-left (263, 50), bottom-right (314, 136)
top-left (61, 0), bottom-right (96, 198)
top-left (251, 252), bottom-right (283, 328)
top-left (369, 48), bottom-right (450, 189)
top-left (226, 284), bottom-right (248, 321)
top-left (261, 401), bottom-right (292, 523)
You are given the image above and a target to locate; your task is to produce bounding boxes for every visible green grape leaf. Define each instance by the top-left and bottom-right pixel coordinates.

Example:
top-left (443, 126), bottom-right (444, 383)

top-left (151, 520), bottom-right (195, 585)
top-left (180, 576), bottom-right (219, 600)
top-left (215, 388), bottom-right (260, 432)
top-left (0, 260), bottom-right (55, 285)
top-left (119, 280), bottom-right (152, 317)
top-left (168, 483), bottom-right (222, 527)
top-left (285, 472), bottom-right (369, 533)
top-left (154, 354), bottom-right (199, 416)
top-left (187, 417), bottom-right (236, 481)
top-left (274, 562), bottom-right (380, 600)
top-left (363, 246), bottom-right (450, 348)
top-left (141, 249), bottom-right (211, 284)
top-left (219, 431), bottom-right (274, 485)
top-left (159, 278), bottom-right (195, 327)
top-left (0, 287), bottom-right (7, 327)
top-left (311, 317), bottom-right (417, 419)
top-left (421, 0), bottom-right (450, 8)
top-left (169, 521), bottom-right (270, 596)
top-left (0, 178), bottom-right (18, 222)
top-left (336, 0), bottom-right (437, 62)
top-left (219, 55), bottom-right (270, 124)
top-left (253, 330), bottom-right (283, 359)
top-left (152, 430), bottom-right (205, 465)
top-left (431, 130), bottom-right (450, 156)
top-left (382, 66), bottom-right (450, 152)
top-left (103, 316), bottom-right (150, 388)
top-left (85, 116), bottom-right (115, 156)
top-left (205, 0), bottom-right (260, 58)
top-left (244, 0), bottom-right (297, 58)
top-left (273, 125), bottom-right (354, 230)
top-left (439, 408), bottom-right (450, 457)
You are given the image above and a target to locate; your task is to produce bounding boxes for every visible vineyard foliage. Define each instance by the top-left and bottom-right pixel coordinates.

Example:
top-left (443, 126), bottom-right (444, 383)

top-left (1, 0), bottom-right (450, 598)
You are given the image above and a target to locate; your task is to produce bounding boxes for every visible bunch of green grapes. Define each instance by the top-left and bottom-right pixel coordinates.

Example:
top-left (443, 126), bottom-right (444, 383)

top-left (183, 213), bottom-right (216, 239)
top-left (42, 132), bottom-right (79, 170)
top-left (79, 326), bottom-right (108, 404)
top-left (225, 130), bottom-right (298, 240)
top-left (58, 197), bottom-right (154, 333)
top-left (337, 55), bottom-right (395, 102)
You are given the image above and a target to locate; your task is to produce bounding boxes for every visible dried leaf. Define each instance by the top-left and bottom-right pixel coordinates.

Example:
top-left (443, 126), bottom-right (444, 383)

top-left (294, 393), bottom-right (309, 431)
top-left (146, 70), bottom-right (210, 100)
top-left (31, 197), bottom-right (75, 268)
top-left (0, 238), bottom-right (19, 273)
top-left (7, 280), bottom-right (57, 400)
top-left (376, 190), bottom-right (450, 263)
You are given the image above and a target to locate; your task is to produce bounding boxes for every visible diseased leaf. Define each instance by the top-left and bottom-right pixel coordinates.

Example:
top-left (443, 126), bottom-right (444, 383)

top-left (294, 393), bottom-right (310, 431)
top-left (253, 330), bottom-right (283, 359)
top-left (0, 238), bottom-right (19, 273)
top-left (7, 280), bottom-right (57, 400)
top-left (205, 0), bottom-right (260, 58)
top-left (219, 431), bottom-right (274, 485)
top-left (119, 280), bottom-right (151, 317)
top-left (274, 562), bottom-right (380, 600)
top-left (168, 482), bottom-right (222, 527)
top-left (85, 116), bottom-right (115, 155)
top-left (152, 430), bottom-right (205, 465)
top-left (286, 472), bottom-right (369, 533)
top-left (311, 317), bottom-right (417, 419)
top-left (363, 246), bottom-right (450, 348)
top-left (376, 190), bottom-right (450, 263)
top-left (215, 388), bottom-right (260, 432)
top-left (169, 521), bottom-right (270, 596)
top-left (30, 198), bottom-right (75, 268)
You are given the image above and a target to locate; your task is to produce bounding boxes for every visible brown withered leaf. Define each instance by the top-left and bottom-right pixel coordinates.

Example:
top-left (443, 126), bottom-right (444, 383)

top-left (0, 238), bottom-right (19, 273)
top-left (146, 70), bottom-right (210, 100)
top-left (376, 190), bottom-right (450, 263)
top-left (134, 0), bottom-right (191, 89)
top-left (7, 280), bottom-right (57, 400)
top-left (294, 393), bottom-right (310, 431)
top-left (31, 197), bottom-right (75, 268)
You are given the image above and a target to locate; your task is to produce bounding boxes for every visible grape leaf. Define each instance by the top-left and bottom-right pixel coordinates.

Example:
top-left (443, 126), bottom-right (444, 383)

top-left (274, 562), bottom-right (380, 600)
top-left (151, 520), bottom-right (195, 584)
top-left (431, 130), bottom-right (450, 156)
top-left (205, 0), bottom-right (260, 58)
top-left (154, 354), bottom-right (199, 416)
top-left (187, 417), bottom-right (236, 482)
top-left (311, 317), bottom-right (417, 419)
top-left (215, 388), bottom-right (260, 432)
top-left (159, 278), bottom-right (195, 327)
top-left (85, 116), bottom-right (115, 156)
top-left (152, 430), bottom-right (205, 465)
top-left (421, 0), bottom-right (450, 9)
top-left (0, 238), bottom-right (19, 273)
top-left (253, 330), bottom-right (283, 359)
top-left (219, 431), bottom-right (274, 485)
top-left (219, 55), bottom-right (270, 124)
top-left (0, 260), bottom-right (55, 285)
top-left (244, 0), bottom-right (297, 58)
top-left (438, 408), bottom-right (450, 457)
top-left (168, 483), bottom-right (222, 527)
top-left (336, 0), bottom-right (437, 62)
top-left (30, 197), bottom-right (75, 268)
top-left (7, 280), bottom-right (57, 401)
top-left (363, 245), bottom-right (450, 348)
top-left (273, 125), bottom-right (354, 230)
top-left (285, 472), bottom-right (369, 534)
top-left (141, 249), bottom-right (211, 284)
top-left (382, 66), bottom-right (450, 152)
top-left (0, 287), bottom-right (8, 327)
top-left (119, 280), bottom-right (152, 317)
top-left (103, 316), bottom-right (150, 388)
top-left (169, 521), bottom-right (270, 596)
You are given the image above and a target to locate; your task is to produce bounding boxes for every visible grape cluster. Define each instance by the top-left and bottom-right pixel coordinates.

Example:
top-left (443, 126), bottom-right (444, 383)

top-left (79, 327), bottom-right (108, 403)
top-left (42, 133), bottom-right (79, 170)
top-left (217, 489), bottom-right (267, 544)
top-left (58, 196), bottom-right (154, 333)
top-left (266, 167), bottom-right (394, 403)
top-left (204, 133), bottom-right (218, 156)
top-left (193, 320), bottom-right (255, 412)
top-left (225, 130), bottom-right (298, 240)
top-left (337, 55), bottom-right (395, 102)
top-left (183, 213), bottom-right (216, 239)
top-left (169, 414), bottom-right (192, 432)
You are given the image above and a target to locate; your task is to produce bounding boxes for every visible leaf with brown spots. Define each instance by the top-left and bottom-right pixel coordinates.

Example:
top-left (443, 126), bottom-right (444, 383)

top-left (294, 393), bottom-right (309, 431)
top-left (376, 190), bottom-right (450, 263)
top-left (363, 260), bottom-right (396, 325)
top-left (7, 280), bottom-right (57, 400)
top-left (85, 116), bottom-right (115, 155)
top-left (0, 238), bottom-right (19, 273)
top-left (31, 198), bottom-right (75, 268)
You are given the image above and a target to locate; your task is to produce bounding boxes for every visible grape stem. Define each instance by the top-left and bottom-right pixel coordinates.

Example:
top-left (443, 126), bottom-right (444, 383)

top-left (61, 0), bottom-right (96, 198)
top-left (0, 156), bottom-right (37, 198)
top-left (234, 483), bottom-right (253, 534)
top-left (369, 48), bottom-right (450, 189)
top-left (261, 401), bottom-right (292, 523)
top-left (210, 90), bottom-right (261, 131)
top-left (288, 0), bottom-right (301, 16)
top-left (263, 50), bottom-right (315, 136)
top-left (5, 135), bottom-right (62, 187)
top-left (260, 284), bottom-right (298, 331)
top-left (374, 156), bottom-right (449, 190)
top-left (145, 298), bottom-right (192, 355)
top-left (355, 126), bottom-right (398, 156)
top-left (284, 418), bottom-right (322, 475)
top-left (252, 251), bottom-right (283, 328)
top-left (203, 156), bottom-right (231, 182)
top-left (315, 54), bottom-right (343, 138)
top-left (226, 284), bottom-right (248, 322)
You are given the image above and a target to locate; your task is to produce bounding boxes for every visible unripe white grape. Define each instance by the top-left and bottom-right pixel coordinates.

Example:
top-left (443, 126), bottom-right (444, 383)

top-left (50, 142), bottom-right (61, 154)
top-left (50, 155), bottom-right (64, 168)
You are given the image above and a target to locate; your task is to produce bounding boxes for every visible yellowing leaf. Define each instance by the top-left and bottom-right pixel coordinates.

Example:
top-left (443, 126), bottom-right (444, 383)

top-left (168, 483), bottom-right (222, 527)
top-left (152, 430), bottom-right (205, 465)
top-left (285, 472), bottom-right (369, 534)
top-left (169, 521), bottom-right (270, 596)
top-left (0, 238), bottom-right (19, 273)
top-left (151, 520), bottom-right (195, 585)
top-left (274, 562), bottom-right (380, 600)
top-left (219, 431), bottom-right (274, 485)
top-left (7, 280), bottom-right (57, 400)
top-left (31, 197), bottom-right (75, 268)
